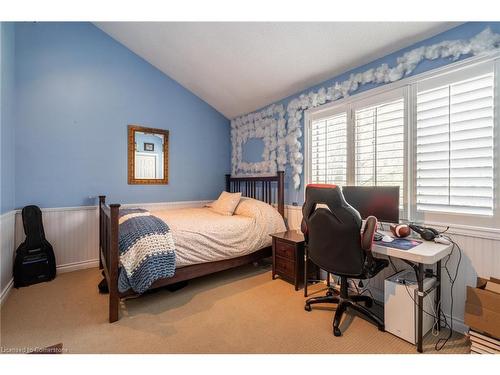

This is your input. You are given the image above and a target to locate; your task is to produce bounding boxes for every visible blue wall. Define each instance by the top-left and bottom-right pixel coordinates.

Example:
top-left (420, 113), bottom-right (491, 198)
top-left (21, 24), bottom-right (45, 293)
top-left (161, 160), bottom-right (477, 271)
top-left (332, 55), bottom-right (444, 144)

top-left (242, 137), bottom-right (265, 163)
top-left (0, 22), bottom-right (16, 214)
top-left (239, 22), bottom-right (500, 205)
top-left (14, 22), bottom-right (230, 209)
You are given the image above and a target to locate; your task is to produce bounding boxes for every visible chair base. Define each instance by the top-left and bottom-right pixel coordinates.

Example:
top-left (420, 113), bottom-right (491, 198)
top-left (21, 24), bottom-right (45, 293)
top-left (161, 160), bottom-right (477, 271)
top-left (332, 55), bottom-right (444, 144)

top-left (304, 278), bottom-right (384, 336)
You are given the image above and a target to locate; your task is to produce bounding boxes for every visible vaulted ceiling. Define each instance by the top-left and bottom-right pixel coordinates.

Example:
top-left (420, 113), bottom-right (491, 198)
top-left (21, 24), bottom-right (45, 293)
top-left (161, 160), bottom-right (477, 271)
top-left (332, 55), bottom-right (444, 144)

top-left (95, 22), bottom-right (460, 118)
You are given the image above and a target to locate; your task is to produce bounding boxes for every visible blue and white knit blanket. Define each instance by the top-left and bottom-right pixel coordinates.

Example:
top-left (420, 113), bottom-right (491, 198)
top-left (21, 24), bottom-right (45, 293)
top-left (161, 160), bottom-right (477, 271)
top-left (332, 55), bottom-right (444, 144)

top-left (118, 209), bottom-right (176, 293)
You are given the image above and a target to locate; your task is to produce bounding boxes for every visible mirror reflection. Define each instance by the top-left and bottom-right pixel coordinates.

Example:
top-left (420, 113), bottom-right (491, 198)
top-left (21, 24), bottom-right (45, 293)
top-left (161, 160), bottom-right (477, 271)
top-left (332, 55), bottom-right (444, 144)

top-left (134, 132), bottom-right (164, 179)
top-left (128, 125), bottom-right (169, 184)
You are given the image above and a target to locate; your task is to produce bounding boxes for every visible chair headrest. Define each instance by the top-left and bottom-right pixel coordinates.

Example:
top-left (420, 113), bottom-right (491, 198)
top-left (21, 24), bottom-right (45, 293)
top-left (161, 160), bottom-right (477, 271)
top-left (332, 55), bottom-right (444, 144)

top-left (306, 184), bottom-right (337, 190)
top-left (303, 183), bottom-right (348, 219)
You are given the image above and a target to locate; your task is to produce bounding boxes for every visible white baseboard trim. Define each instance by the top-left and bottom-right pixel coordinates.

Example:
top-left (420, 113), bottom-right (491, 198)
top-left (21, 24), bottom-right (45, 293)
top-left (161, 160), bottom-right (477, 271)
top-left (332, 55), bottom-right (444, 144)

top-left (0, 259), bottom-right (100, 306)
top-left (0, 278), bottom-right (14, 306)
top-left (57, 259), bottom-right (99, 274)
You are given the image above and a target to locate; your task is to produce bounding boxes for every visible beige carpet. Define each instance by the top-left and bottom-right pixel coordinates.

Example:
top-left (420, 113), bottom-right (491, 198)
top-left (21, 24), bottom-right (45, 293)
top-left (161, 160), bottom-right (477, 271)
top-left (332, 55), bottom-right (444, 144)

top-left (0, 263), bottom-right (468, 354)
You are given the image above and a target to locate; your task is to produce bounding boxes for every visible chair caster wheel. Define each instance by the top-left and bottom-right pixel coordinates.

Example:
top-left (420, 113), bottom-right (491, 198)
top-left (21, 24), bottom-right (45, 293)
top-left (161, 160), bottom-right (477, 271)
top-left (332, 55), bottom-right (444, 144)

top-left (333, 327), bottom-right (342, 337)
top-left (304, 305), bottom-right (312, 312)
top-left (365, 299), bottom-right (373, 308)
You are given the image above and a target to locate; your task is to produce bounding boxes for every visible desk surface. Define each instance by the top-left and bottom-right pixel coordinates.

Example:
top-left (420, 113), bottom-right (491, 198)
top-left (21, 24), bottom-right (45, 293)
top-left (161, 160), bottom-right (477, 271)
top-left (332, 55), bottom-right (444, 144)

top-left (372, 231), bottom-right (452, 264)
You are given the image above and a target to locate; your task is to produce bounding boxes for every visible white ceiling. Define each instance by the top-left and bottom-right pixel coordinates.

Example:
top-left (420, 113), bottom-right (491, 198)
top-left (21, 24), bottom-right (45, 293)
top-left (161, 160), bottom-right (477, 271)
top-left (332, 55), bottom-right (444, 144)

top-left (95, 22), bottom-right (460, 118)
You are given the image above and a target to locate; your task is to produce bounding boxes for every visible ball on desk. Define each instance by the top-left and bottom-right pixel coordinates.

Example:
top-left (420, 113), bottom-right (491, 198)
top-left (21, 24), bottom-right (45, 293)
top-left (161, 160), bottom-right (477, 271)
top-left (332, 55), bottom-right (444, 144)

top-left (390, 224), bottom-right (411, 238)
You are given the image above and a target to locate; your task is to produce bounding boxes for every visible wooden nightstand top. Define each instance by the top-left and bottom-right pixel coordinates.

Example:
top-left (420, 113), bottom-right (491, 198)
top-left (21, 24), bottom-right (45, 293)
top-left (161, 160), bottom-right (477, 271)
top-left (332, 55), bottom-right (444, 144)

top-left (270, 230), bottom-right (304, 244)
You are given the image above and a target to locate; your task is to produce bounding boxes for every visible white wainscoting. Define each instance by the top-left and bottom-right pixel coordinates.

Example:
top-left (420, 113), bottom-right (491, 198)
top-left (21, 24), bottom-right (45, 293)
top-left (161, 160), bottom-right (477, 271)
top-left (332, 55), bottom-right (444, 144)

top-left (1, 210), bottom-right (16, 304)
top-left (0, 200), bottom-right (210, 305)
top-left (284, 205), bottom-right (500, 334)
top-left (14, 206), bottom-right (100, 273)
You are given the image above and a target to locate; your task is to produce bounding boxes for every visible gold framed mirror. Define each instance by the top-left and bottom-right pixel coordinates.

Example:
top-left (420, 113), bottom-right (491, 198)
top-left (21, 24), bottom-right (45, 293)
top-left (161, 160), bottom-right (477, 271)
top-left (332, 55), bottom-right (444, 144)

top-left (128, 125), bottom-right (169, 184)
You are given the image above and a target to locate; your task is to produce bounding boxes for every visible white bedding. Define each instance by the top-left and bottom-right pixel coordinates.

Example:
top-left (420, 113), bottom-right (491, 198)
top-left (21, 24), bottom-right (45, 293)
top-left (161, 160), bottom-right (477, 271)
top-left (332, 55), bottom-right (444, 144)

top-left (150, 198), bottom-right (286, 268)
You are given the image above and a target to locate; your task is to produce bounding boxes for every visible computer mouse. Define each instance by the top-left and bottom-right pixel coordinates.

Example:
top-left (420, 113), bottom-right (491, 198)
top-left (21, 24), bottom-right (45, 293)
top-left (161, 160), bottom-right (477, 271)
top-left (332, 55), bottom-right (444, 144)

top-left (381, 235), bottom-right (394, 243)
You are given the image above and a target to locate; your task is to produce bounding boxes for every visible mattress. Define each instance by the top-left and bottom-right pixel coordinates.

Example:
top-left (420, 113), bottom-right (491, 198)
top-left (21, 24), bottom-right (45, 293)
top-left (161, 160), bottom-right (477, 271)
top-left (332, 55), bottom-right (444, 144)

top-left (150, 198), bottom-right (286, 268)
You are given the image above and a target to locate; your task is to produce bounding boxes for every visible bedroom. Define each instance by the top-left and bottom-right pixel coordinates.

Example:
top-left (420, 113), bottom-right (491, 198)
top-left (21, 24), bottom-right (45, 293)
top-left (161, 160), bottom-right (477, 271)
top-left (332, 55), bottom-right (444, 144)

top-left (1, 0), bottom-right (499, 371)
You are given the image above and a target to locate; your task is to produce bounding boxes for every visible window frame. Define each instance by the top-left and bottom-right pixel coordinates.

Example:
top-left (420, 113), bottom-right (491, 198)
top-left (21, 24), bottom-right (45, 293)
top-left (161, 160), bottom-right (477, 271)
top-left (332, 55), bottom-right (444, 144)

top-left (309, 106), bottom-right (349, 187)
top-left (350, 87), bottom-right (408, 217)
top-left (304, 54), bottom-right (500, 230)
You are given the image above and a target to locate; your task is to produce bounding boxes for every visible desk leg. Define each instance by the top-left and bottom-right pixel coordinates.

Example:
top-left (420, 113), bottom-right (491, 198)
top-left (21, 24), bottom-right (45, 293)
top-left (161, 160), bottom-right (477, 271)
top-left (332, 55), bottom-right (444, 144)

top-left (436, 260), bottom-right (442, 330)
top-left (304, 247), bottom-right (308, 298)
top-left (417, 263), bottom-right (424, 353)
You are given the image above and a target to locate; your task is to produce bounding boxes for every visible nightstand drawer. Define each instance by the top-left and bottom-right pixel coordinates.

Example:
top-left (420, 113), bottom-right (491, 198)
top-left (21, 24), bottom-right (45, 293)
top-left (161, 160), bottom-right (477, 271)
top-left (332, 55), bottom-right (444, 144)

top-left (275, 241), bottom-right (295, 260)
top-left (271, 230), bottom-right (305, 291)
top-left (275, 256), bottom-right (294, 277)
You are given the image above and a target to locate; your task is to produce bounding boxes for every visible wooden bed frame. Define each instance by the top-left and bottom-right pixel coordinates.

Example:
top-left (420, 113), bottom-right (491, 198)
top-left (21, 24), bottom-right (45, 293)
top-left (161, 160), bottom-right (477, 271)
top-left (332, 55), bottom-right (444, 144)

top-left (99, 171), bottom-right (285, 322)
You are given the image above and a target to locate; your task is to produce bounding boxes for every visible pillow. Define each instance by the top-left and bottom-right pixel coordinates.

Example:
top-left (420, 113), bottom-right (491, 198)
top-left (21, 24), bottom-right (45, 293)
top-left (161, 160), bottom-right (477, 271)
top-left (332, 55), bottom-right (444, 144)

top-left (234, 197), bottom-right (286, 233)
top-left (209, 191), bottom-right (242, 216)
top-left (234, 197), bottom-right (266, 218)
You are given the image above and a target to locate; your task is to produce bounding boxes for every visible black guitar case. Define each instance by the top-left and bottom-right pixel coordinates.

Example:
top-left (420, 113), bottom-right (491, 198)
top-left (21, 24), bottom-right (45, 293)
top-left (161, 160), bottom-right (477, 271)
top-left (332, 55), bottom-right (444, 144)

top-left (13, 205), bottom-right (56, 287)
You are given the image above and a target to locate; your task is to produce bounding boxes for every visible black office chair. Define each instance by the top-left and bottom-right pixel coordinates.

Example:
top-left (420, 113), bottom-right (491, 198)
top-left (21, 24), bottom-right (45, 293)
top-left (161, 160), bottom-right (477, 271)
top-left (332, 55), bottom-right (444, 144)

top-left (301, 184), bottom-right (388, 336)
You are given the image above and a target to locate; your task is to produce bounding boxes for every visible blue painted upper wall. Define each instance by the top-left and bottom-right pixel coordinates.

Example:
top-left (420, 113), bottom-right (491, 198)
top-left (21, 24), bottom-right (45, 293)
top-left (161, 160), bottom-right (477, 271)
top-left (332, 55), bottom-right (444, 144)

top-left (239, 22), bottom-right (500, 205)
top-left (14, 22), bottom-right (230, 209)
top-left (1, 22), bottom-right (16, 214)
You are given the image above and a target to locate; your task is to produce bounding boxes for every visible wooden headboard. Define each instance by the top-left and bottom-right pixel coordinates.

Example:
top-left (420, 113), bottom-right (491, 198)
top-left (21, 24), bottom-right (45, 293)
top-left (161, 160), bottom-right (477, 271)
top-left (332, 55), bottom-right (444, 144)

top-left (225, 171), bottom-right (285, 218)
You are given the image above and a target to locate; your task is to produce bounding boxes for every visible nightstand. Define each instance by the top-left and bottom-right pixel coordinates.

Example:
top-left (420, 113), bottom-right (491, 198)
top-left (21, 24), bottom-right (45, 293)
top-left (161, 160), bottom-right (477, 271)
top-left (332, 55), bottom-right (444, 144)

top-left (271, 230), bottom-right (316, 291)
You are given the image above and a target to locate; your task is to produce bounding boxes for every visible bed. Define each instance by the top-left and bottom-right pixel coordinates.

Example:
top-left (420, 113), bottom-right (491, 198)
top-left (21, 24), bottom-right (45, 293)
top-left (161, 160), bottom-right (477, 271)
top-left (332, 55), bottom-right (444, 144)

top-left (98, 172), bottom-right (285, 322)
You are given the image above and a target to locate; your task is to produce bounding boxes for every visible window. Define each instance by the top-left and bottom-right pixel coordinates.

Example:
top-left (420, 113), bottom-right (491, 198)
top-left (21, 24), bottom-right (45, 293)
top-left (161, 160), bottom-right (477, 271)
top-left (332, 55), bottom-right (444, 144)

top-left (354, 97), bottom-right (405, 206)
top-left (305, 59), bottom-right (499, 228)
top-left (416, 72), bottom-right (495, 216)
top-left (311, 112), bottom-right (347, 185)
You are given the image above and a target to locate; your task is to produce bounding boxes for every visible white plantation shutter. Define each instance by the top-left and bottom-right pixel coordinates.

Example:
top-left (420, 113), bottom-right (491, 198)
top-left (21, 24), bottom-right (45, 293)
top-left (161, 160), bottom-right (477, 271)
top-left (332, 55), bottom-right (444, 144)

top-left (354, 97), bottom-right (405, 206)
top-left (310, 112), bottom-right (348, 185)
top-left (416, 71), bottom-right (495, 215)
top-left (306, 59), bottom-right (499, 228)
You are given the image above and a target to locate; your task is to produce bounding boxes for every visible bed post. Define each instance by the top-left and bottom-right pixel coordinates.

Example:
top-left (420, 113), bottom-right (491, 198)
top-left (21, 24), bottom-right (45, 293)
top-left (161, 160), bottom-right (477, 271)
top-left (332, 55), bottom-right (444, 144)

top-left (225, 174), bottom-right (231, 192)
top-left (277, 171), bottom-right (285, 218)
top-left (98, 195), bottom-right (106, 270)
top-left (108, 203), bottom-right (120, 323)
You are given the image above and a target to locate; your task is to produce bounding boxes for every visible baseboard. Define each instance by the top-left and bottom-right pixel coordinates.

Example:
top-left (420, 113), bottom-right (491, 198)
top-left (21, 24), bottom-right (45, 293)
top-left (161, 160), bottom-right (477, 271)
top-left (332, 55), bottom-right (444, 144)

top-left (0, 278), bottom-right (14, 306)
top-left (442, 314), bottom-right (468, 334)
top-left (57, 259), bottom-right (99, 274)
top-left (0, 259), bottom-right (100, 306)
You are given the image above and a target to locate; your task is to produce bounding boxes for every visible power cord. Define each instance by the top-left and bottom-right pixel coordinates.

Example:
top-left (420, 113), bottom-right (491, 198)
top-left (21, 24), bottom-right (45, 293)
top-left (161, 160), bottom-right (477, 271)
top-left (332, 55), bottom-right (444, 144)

top-left (350, 278), bottom-right (381, 305)
top-left (389, 257), bottom-right (399, 273)
top-left (435, 236), bottom-right (462, 350)
top-left (399, 236), bottom-right (462, 351)
top-left (402, 278), bottom-right (447, 337)
top-left (439, 226), bottom-right (450, 234)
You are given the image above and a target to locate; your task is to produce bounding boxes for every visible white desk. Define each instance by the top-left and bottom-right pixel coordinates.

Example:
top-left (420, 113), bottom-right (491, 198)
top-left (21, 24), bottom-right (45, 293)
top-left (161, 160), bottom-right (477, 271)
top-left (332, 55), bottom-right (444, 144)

top-left (372, 232), bottom-right (453, 353)
top-left (372, 231), bottom-right (452, 264)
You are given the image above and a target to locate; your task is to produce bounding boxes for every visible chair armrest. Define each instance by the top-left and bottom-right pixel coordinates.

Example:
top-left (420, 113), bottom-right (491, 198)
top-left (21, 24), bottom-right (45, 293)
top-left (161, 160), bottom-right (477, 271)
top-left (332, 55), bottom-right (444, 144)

top-left (361, 216), bottom-right (378, 251)
top-left (301, 218), bottom-right (308, 241)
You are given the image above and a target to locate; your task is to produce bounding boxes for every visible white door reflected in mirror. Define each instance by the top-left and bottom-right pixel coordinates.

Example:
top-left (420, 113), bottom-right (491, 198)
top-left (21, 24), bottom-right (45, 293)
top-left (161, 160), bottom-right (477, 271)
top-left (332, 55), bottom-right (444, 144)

top-left (134, 131), bottom-right (164, 180)
top-left (128, 125), bottom-right (169, 185)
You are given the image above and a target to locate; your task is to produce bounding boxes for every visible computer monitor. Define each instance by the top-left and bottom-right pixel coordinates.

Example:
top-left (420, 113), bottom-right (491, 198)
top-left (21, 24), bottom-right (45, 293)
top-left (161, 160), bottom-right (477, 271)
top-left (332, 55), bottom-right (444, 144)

top-left (341, 186), bottom-right (400, 223)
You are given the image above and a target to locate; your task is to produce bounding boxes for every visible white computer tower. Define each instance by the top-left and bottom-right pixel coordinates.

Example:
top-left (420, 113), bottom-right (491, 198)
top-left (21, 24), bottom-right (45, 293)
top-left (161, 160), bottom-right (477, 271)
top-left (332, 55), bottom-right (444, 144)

top-left (384, 270), bottom-right (437, 344)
